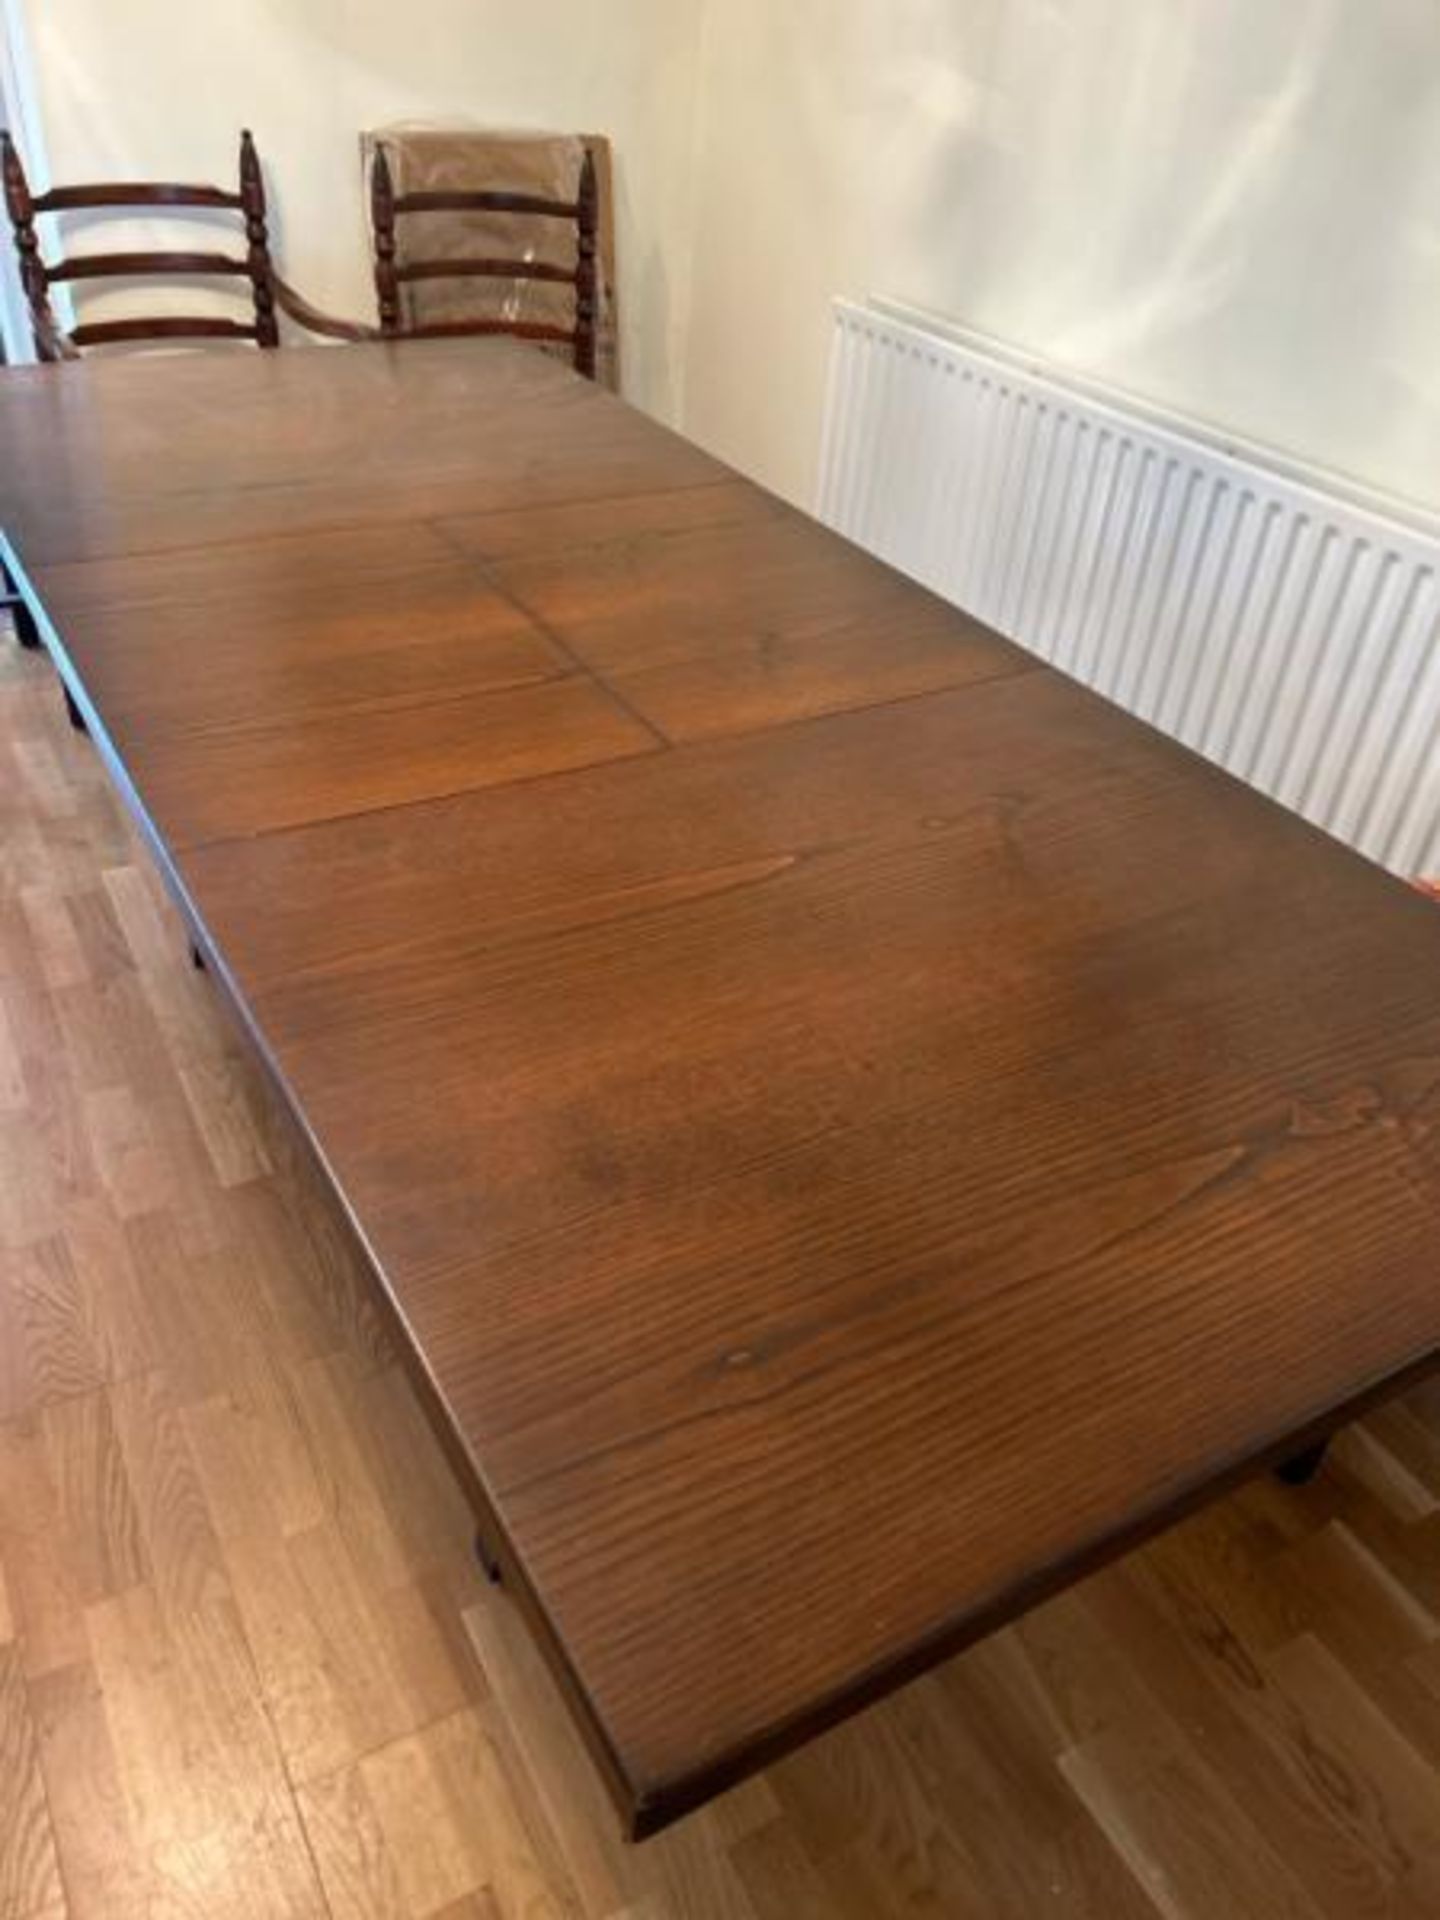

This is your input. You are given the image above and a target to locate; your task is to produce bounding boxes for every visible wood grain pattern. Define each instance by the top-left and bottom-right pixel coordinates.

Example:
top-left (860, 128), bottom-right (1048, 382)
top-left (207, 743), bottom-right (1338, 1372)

top-left (0, 1641), bottom-right (65, 1920)
top-left (0, 344), bottom-right (725, 568)
top-left (486, 504), bottom-right (1031, 737)
top-left (184, 658), bottom-right (1440, 1829)
top-left (7, 341), bottom-right (1440, 1850)
top-left (10, 627), bottom-right (1440, 1908)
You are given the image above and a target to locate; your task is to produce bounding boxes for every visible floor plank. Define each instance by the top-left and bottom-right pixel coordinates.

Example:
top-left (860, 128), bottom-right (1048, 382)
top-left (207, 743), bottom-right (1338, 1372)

top-left (0, 1641), bottom-right (65, 1920)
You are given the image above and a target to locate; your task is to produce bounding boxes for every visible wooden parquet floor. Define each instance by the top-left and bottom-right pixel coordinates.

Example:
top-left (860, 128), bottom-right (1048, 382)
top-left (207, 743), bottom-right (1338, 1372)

top-left (6, 628), bottom-right (1440, 1919)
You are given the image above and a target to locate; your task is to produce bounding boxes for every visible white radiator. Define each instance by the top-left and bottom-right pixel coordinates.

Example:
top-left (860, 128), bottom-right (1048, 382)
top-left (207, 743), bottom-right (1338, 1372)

top-left (818, 298), bottom-right (1440, 879)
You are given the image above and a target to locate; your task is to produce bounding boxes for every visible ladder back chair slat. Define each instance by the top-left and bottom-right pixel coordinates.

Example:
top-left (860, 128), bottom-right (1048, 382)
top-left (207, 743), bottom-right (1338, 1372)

top-left (369, 139), bottom-right (599, 379)
top-left (1, 129), bottom-right (279, 358)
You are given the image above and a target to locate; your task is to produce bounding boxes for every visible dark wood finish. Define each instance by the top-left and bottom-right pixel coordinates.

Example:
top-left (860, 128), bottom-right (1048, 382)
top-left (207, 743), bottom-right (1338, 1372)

top-left (1, 127), bottom-right (65, 361)
top-left (1, 555), bottom-right (42, 647)
top-left (238, 126), bottom-right (279, 348)
top-left (47, 249), bottom-right (252, 282)
top-left (369, 139), bottom-right (600, 377)
top-left (386, 316), bottom-right (577, 346)
top-left (18, 663), bottom-right (1440, 1919)
top-left (69, 315), bottom-right (263, 348)
top-left (399, 188), bottom-right (582, 217)
top-left (0, 341), bottom-right (724, 566)
top-left (0, 128), bottom-right (278, 356)
top-left (1275, 1440), bottom-right (1330, 1485)
top-left (475, 1529), bottom-right (504, 1585)
top-left (28, 518), bottom-right (657, 844)
top-left (370, 141), bottom-right (401, 334)
top-left (399, 257), bottom-right (581, 284)
top-left (575, 146), bottom-right (599, 382)
top-left (484, 505), bottom-right (1030, 740)
top-left (39, 181), bottom-right (242, 210)
top-left (6, 341), bottom-right (1440, 1841)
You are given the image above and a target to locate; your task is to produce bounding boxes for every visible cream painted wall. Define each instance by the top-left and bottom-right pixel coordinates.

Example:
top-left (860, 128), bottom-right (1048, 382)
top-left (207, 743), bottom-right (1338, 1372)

top-left (679, 0), bottom-right (1440, 514)
top-left (16, 0), bottom-right (1440, 518)
top-left (18, 0), bottom-right (707, 419)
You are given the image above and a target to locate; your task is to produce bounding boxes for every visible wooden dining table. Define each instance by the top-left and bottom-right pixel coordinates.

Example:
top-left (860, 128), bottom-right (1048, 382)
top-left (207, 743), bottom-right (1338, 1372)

top-left (5, 338), bottom-right (1440, 1840)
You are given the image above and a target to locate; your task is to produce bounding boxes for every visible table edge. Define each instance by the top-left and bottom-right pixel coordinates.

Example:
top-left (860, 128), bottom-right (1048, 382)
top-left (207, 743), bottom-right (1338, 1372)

top-left (13, 522), bottom-right (1440, 1843)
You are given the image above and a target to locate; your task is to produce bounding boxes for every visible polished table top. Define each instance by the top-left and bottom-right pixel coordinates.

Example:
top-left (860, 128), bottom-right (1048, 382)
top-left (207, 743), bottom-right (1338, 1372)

top-left (5, 340), bottom-right (1440, 1836)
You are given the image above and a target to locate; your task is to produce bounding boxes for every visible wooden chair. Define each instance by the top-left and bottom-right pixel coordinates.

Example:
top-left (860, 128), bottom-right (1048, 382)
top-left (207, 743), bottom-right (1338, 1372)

top-left (369, 141), bottom-right (598, 379)
top-left (0, 129), bottom-right (279, 360)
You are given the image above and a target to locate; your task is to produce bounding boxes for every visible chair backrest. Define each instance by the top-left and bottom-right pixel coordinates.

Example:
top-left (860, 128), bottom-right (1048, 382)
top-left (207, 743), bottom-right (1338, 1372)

top-left (0, 130), bottom-right (279, 360)
top-left (369, 140), bottom-right (598, 380)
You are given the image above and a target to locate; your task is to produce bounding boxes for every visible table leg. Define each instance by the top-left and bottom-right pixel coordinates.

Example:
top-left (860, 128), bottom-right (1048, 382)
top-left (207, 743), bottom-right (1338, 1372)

top-left (1275, 1440), bottom-right (1328, 1486)
top-left (2, 560), bottom-right (35, 646)
top-left (9, 594), bottom-right (41, 650)
top-left (475, 1527), bottom-right (503, 1585)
